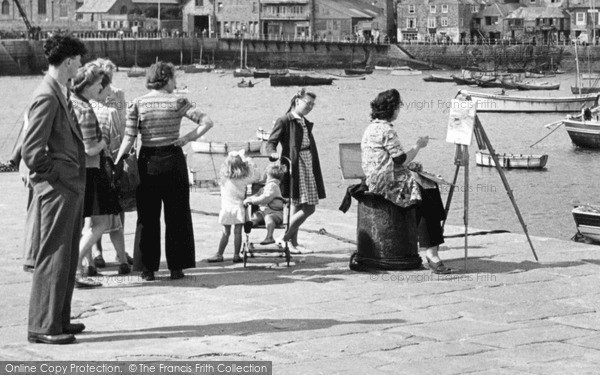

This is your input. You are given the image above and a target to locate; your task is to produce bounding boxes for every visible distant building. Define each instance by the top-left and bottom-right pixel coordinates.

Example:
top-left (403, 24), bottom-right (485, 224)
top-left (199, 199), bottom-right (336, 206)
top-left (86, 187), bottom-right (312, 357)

top-left (397, 0), bottom-right (483, 43)
top-left (182, 0), bottom-right (259, 38)
top-left (313, 0), bottom-right (382, 42)
top-left (0, 0), bottom-right (82, 32)
top-left (472, 1), bottom-right (520, 41)
top-left (568, 0), bottom-right (600, 44)
top-left (504, 6), bottom-right (569, 43)
top-left (260, 0), bottom-right (312, 39)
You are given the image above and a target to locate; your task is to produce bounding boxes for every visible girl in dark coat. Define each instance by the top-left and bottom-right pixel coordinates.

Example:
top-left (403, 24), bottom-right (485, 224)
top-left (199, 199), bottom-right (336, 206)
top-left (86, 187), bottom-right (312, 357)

top-left (265, 88), bottom-right (326, 254)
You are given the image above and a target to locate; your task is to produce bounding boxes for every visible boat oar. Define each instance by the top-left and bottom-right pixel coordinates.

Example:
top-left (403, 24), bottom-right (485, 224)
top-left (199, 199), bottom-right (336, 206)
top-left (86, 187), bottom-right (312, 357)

top-left (529, 122), bottom-right (564, 148)
top-left (543, 119), bottom-right (564, 129)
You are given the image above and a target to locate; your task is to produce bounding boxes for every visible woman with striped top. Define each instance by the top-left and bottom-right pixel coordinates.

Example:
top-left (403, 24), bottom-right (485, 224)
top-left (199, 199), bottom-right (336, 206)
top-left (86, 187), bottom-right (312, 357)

top-left (71, 64), bottom-right (122, 288)
top-left (265, 89), bottom-right (326, 254)
top-left (115, 62), bottom-right (214, 281)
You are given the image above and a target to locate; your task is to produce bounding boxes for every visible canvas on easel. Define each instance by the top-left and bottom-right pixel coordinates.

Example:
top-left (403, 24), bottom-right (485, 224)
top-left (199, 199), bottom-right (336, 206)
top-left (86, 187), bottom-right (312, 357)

top-left (446, 99), bottom-right (476, 146)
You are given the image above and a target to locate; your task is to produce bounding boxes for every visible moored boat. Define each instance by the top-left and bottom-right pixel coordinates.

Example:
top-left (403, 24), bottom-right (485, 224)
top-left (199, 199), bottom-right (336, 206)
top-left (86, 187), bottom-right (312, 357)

top-left (570, 86), bottom-right (600, 94)
top-left (233, 68), bottom-right (255, 77)
top-left (237, 80), bottom-right (254, 88)
top-left (345, 68), bottom-right (373, 75)
top-left (515, 82), bottom-right (560, 91)
top-left (390, 69), bottom-right (422, 76)
top-left (563, 119), bottom-right (600, 148)
top-left (270, 75), bottom-right (333, 87)
top-left (183, 64), bottom-right (213, 73)
top-left (127, 66), bottom-right (145, 78)
top-left (327, 73), bottom-right (366, 80)
top-left (190, 139), bottom-right (262, 154)
top-left (572, 205), bottom-right (600, 243)
top-left (458, 89), bottom-right (600, 112)
top-left (475, 150), bottom-right (548, 169)
top-left (423, 74), bottom-right (454, 83)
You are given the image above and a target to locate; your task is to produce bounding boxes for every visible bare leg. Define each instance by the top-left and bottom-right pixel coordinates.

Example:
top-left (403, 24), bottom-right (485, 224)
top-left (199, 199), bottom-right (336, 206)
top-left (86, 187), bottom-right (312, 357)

top-left (262, 215), bottom-right (277, 243)
top-left (109, 228), bottom-right (127, 263)
top-left (78, 216), bottom-right (111, 275)
top-left (216, 225), bottom-right (231, 256)
top-left (282, 203), bottom-right (315, 247)
top-left (233, 224), bottom-right (243, 257)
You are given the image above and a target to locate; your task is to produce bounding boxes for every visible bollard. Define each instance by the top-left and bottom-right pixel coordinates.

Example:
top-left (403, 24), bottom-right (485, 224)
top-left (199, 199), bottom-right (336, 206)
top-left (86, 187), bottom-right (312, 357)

top-left (350, 193), bottom-right (421, 271)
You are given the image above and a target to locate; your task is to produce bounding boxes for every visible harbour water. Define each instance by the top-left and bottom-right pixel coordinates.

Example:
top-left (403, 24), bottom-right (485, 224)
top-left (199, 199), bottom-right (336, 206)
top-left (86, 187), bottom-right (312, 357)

top-left (1, 70), bottom-right (598, 242)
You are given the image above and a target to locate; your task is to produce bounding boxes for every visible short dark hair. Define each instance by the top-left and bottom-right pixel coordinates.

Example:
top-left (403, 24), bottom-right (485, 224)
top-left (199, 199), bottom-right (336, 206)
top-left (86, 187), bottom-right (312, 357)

top-left (370, 89), bottom-right (402, 120)
top-left (43, 34), bottom-right (87, 66)
top-left (146, 61), bottom-right (175, 90)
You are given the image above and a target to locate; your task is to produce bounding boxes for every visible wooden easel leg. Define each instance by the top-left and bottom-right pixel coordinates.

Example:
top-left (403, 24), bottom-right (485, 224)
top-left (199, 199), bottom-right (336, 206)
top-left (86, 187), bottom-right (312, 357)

top-left (463, 146), bottom-right (469, 272)
top-left (442, 164), bottom-right (461, 231)
top-left (475, 116), bottom-right (539, 261)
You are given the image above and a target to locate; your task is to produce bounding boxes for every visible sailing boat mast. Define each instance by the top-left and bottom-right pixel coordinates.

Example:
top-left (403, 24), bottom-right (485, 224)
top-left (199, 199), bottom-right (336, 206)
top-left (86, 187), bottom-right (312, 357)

top-left (575, 42), bottom-right (581, 95)
top-left (240, 38), bottom-right (244, 69)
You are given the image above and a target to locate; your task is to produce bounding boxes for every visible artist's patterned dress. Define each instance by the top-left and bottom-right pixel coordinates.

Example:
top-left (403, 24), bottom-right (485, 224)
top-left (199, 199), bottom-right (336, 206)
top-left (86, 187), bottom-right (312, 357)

top-left (295, 117), bottom-right (319, 206)
top-left (361, 119), bottom-right (421, 208)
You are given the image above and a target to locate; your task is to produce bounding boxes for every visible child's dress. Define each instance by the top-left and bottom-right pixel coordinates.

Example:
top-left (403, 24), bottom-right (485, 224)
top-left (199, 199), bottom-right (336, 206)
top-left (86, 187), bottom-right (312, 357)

top-left (218, 164), bottom-right (260, 225)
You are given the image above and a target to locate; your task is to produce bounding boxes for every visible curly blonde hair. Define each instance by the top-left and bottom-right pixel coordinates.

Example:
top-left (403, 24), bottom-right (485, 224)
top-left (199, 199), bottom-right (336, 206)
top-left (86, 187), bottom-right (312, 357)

top-left (220, 154), bottom-right (251, 183)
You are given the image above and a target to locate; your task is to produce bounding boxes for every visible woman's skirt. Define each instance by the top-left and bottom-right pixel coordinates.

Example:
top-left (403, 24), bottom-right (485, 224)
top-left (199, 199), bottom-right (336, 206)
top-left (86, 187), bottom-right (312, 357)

top-left (416, 186), bottom-right (445, 248)
top-left (294, 149), bottom-right (319, 205)
top-left (84, 168), bottom-right (122, 217)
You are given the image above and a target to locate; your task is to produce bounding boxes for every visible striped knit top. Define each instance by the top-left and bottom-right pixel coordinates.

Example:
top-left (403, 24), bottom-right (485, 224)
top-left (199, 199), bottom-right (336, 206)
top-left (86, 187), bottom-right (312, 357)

top-left (71, 94), bottom-right (102, 168)
top-left (125, 92), bottom-right (204, 147)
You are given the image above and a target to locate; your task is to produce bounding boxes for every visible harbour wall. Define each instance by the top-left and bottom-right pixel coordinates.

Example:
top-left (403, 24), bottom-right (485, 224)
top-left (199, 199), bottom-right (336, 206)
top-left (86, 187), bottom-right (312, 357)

top-left (0, 38), bottom-right (594, 75)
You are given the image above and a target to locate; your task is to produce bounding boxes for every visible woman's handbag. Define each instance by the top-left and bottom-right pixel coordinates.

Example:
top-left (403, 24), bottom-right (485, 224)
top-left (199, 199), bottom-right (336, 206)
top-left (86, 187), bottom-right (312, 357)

top-left (118, 149), bottom-right (140, 212)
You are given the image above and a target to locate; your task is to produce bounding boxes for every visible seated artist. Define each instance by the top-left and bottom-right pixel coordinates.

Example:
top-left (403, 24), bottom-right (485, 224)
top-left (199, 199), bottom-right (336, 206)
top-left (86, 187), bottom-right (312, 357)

top-left (360, 89), bottom-right (451, 274)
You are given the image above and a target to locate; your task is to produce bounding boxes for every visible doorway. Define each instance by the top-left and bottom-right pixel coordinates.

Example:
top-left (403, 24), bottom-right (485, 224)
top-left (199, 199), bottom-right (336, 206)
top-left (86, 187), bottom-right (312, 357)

top-left (194, 15), bottom-right (209, 36)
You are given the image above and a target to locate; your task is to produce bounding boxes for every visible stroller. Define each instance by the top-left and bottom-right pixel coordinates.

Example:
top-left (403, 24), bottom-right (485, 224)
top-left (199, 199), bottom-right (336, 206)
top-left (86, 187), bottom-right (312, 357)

top-left (242, 156), bottom-right (292, 267)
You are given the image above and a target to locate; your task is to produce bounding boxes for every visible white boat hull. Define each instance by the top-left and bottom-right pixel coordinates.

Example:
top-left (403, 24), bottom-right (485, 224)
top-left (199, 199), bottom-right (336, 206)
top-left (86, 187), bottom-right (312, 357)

top-left (475, 151), bottom-right (548, 169)
top-left (459, 90), bottom-right (600, 112)
top-left (190, 140), bottom-right (262, 154)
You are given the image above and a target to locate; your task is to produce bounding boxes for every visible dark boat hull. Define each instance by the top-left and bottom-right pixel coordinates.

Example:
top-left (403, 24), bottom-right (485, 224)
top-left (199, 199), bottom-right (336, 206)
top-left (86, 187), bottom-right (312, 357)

top-left (270, 75), bottom-right (333, 87)
top-left (571, 86), bottom-right (600, 94)
top-left (564, 120), bottom-right (600, 148)
top-left (345, 68), bottom-right (373, 75)
top-left (515, 83), bottom-right (560, 91)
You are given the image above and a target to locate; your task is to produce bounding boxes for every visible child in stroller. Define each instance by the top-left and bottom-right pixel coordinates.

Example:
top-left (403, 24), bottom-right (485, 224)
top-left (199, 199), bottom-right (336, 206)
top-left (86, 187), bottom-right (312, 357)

top-left (243, 162), bottom-right (286, 245)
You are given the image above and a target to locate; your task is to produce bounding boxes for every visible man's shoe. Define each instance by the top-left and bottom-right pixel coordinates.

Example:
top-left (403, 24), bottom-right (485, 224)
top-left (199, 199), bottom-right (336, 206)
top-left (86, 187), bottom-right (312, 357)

top-left (93, 255), bottom-right (106, 268)
top-left (27, 332), bottom-right (76, 344)
top-left (170, 269), bottom-right (184, 280)
top-left (63, 323), bottom-right (85, 335)
top-left (140, 271), bottom-right (155, 281)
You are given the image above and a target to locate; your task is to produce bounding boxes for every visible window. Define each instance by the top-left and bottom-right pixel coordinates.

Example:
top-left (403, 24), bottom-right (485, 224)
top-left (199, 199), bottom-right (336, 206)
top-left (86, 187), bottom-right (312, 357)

top-left (252, 2), bottom-right (257, 13)
top-left (442, 4), bottom-right (448, 13)
top-left (120, 6), bottom-right (127, 14)
top-left (59, 0), bottom-right (68, 17)
top-left (1, 0), bottom-right (9, 15)
top-left (38, 0), bottom-right (46, 14)
top-left (195, 0), bottom-right (203, 5)
top-left (407, 18), bottom-right (416, 29)
top-left (218, 2), bottom-right (222, 12)
top-left (576, 12), bottom-right (586, 26)
top-left (472, 6), bottom-right (478, 13)
top-left (408, 5), bottom-right (415, 14)
top-left (441, 17), bottom-right (448, 27)
top-left (529, 0), bottom-right (536, 3)
top-left (428, 18), bottom-right (436, 28)
top-left (430, 5), bottom-right (436, 13)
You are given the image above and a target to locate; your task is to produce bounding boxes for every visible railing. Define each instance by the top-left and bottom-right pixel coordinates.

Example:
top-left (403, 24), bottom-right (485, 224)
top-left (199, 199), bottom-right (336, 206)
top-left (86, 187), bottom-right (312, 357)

top-left (397, 38), bottom-right (592, 46)
top-left (221, 33), bottom-right (391, 45)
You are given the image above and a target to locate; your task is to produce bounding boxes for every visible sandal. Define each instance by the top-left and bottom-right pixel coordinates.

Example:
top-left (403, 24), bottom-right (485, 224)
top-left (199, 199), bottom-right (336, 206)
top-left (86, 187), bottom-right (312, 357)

top-left (232, 255), bottom-right (243, 263)
top-left (207, 254), bottom-right (224, 263)
top-left (426, 256), bottom-right (452, 274)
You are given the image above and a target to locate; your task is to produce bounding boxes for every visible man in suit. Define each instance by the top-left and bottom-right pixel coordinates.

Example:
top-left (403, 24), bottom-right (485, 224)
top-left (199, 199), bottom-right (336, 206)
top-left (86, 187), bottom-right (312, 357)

top-left (21, 34), bottom-right (88, 345)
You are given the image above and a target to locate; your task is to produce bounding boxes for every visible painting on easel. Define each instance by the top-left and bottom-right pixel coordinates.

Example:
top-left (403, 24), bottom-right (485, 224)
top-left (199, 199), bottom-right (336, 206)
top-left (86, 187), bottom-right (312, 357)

top-left (445, 99), bottom-right (476, 146)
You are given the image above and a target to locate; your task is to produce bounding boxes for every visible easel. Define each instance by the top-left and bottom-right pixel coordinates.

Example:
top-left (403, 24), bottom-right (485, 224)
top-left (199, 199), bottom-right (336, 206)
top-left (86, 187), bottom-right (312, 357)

top-left (442, 97), bottom-right (538, 271)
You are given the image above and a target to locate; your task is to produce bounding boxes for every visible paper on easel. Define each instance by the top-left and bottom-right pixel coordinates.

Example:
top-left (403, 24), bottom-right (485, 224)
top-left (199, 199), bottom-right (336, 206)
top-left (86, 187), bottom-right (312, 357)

top-left (446, 99), bottom-right (476, 146)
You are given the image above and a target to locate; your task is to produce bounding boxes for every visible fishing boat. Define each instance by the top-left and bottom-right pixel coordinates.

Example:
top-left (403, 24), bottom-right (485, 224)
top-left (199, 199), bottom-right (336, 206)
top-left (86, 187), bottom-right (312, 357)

top-left (572, 205), bottom-right (600, 243)
top-left (270, 75), bottom-right (333, 87)
top-left (423, 74), bottom-right (454, 83)
top-left (345, 68), bottom-right (373, 75)
top-left (515, 82), bottom-right (560, 91)
top-left (475, 150), bottom-right (548, 169)
top-left (326, 73), bottom-right (366, 80)
top-left (475, 77), bottom-right (519, 89)
top-left (190, 139), bottom-right (262, 154)
top-left (452, 75), bottom-right (476, 85)
top-left (390, 69), bottom-right (422, 76)
top-left (563, 119), bottom-right (600, 148)
top-left (458, 89), bottom-right (600, 112)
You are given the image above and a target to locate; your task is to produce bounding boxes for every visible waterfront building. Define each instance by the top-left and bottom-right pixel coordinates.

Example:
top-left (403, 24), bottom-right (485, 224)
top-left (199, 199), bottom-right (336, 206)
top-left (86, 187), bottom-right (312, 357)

top-left (0, 0), bottom-right (81, 34)
top-left (313, 0), bottom-right (382, 42)
top-left (472, 1), bottom-right (520, 42)
top-left (76, 0), bottom-right (181, 32)
top-left (504, 6), bottom-right (569, 44)
top-left (260, 0), bottom-right (312, 39)
top-left (567, 0), bottom-right (600, 44)
top-left (397, 0), bottom-right (484, 43)
top-left (182, 0), bottom-right (259, 38)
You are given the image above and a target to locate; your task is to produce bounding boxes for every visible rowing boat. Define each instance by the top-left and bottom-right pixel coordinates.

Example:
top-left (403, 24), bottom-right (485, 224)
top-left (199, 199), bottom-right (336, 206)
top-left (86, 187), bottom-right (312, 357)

top-left (270, 75), bottom-right (333, 87)
top-left (563, 119), bottom-right (600, 148)
top-left (572, 205), bottom-right (600, 243)
top-left (475, 150), bottom-right (548, 169)
top-left (423, 74), bottom-right (454, 83)
top-left (190, 139), bottom-right (262, 154)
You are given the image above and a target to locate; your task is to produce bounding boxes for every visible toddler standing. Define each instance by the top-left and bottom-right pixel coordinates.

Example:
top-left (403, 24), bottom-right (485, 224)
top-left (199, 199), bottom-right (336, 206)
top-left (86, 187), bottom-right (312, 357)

top-left (208, 150), bottom-right (259, 263)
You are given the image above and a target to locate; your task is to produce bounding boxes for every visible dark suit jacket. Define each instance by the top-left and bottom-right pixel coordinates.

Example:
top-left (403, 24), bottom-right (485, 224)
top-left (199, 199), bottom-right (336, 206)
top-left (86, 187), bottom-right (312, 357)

top-left (21, 75), bottom-right (86, 194)
top-left (265, 113), bottom-right (326, 200)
